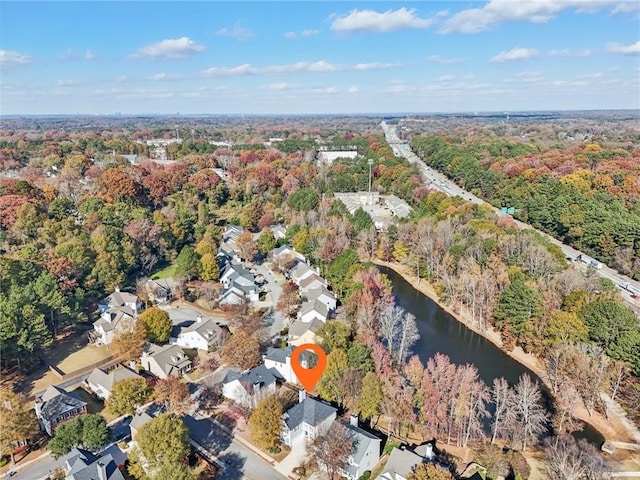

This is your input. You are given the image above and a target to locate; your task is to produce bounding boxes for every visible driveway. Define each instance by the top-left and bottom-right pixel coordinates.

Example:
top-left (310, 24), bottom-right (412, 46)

top-left (255, 262), bottom-right (286, 337)
top-left (183, 415), bottom-right (287, 480)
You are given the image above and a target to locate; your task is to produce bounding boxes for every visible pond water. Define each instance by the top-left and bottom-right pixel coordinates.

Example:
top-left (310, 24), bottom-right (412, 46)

top-left (378, 265), bottom-right (604, 446)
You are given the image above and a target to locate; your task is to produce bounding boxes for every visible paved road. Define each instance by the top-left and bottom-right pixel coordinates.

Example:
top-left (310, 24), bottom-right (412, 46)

top-left (183, 415), bottom-right (287, 480)
top-left (381, 121), bottom-right (640, 311)
top-left (255, 262), bottom-right (286, 337)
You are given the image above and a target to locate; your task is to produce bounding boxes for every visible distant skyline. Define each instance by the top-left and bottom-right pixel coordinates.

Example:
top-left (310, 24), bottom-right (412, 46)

top-left (1, 1), bottom-right (639, 115)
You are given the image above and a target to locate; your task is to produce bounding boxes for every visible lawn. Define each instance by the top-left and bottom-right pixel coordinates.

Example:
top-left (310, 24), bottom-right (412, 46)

top-left (151, 263), bottom-right (177, 280)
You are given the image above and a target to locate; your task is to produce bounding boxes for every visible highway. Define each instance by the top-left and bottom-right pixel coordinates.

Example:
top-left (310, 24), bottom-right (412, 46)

top-left (381, 121), bottom-right (640, 312)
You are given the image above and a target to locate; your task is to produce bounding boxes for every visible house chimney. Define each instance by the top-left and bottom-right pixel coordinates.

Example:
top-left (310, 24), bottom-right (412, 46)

top-left (196, 314), bottom-right (203, 323)
top-left (425, 443), bottom-right (434, 461)
top-left (97, 461), bottom-right (107, 480)
top-left (115, 286), bottom-right (120, 292)
top-left (298, 389), bottom-right (306, 403)
top-left (350, 414), bottom-right (358, 428)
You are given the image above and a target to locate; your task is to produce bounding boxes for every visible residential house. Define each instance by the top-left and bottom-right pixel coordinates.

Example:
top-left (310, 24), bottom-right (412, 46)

top-left (341, 416), bottom-right (382, 480)
top-left (281, 391), bottom-right (337, 447)
top-left (129, 410), bottom-right (153, 441)
top-left (140, 343), bottom-right (192, 379)
top-left (263, 346), bottom-right (314, 384)
top-left (145, 278), bottom-right (177, 305)
top-left (35, 386), bottom-right (87, 436)
top-left (222, 365), bottom-right (281, 409)
top-left (298, 298), bottom-right (329, 324)
top-left (270, 224), bottom-right (287, 241)
top-left (169, 314), bottom-right (227, 351)
top-left (298, 273), bottom-right (327, 293)
top-left (385, 195), bottom-right (412, 219)
top-left (98, 288), bottom-right (141, 315)
top-left (219, 261), bottom-right (258, 305)
top-left (92, 306), bottom-right (136, 346)
top-left (64, 448), bottom-right (125, 480)
top-left (288, 319), bottom-right (324, 347)
top-left (86, 366), bottom-right (142, 400)
top-left (376, 443), bottom-right (434, 480)
top-left (272, 245), bottom-right (305, 271)
top-left (304, 286), bottom-right (337, 312)
top-left (290, 262), bottom-right (315, 285)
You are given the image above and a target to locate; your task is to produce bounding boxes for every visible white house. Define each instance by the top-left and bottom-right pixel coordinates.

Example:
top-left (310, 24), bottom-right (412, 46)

top-left (86, 366), bottom-right (142, 400)
top-left (270, 224), bottom-right (287, 241)
top-left (281, 391), bottom-right (337, 447)
top-left (290, 262), bottom-right (315, 285)
top-left (298, 299), bottom-right (329, 324)
top-left (145, 278), bottom-right (176, 305)
top-left (288, 319), bottom-right (324, 347)
top-left (169, 314), bottom-right (227, 351)
top-left (92, 307), bottom-right (136, 346)
top-left (140, 343), bottom-right (192, 379)
top-left (298, 273), bottom-right (327, 293)
top-left (376, 444), bottom-right (434, 480)
top-left (305, 286), bottom-right (337, 312)
top-left (222, 365), bottom-right (281, 409)
top-left (341, 416), bottom-right (382, 480)
top-left (98, 288), bottom-right (141, 315)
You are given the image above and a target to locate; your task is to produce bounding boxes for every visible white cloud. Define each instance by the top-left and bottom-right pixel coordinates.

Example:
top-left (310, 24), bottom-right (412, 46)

top-left (548, 48), bottom-right (592, 57)
top-left (114, 75), bottom-right (128, 83)
top-left (491, 47), bottom-right (539, 62)
top-left (441, 0), bottom-right (635, 34)
top-left (201, 60), bottom-right (395, 77)
top-left (427, 54), bottom-right (464, 64)
top-left (347, 86), bottom-right (359, 93)
top-left (131, 37), bottom-right (205, 59)
top-left (56, 80), bottom-right (80, 87)
top-left (577, 72), bottom-right (604, 78)
top-left (216, 23), bottom-right (254, 41)
top-left (84, 50), bottom-right (96, 60)
top-left (284, 32), bottom-right (297, 39)
top-left (606, 41), bottom-right (640, 55)
top-left (147, 73), bottom-right (181, 81)
top-left (284, 29), bottom-right (320, 39)
top-left (330, 7), bottom-right (433, 33)
top-left (266, 83), bottom-right (296, 90)
top-left (0, 50), bottom-right (31, 66)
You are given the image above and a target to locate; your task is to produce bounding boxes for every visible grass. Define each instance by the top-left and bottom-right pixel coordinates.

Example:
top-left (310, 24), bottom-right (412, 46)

top-left (151, 263), bottom-right (177, 280)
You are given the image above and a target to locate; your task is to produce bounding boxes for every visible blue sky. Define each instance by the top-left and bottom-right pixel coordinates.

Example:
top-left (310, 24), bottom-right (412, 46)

top-left (1, 1), bottom-right (639, 115)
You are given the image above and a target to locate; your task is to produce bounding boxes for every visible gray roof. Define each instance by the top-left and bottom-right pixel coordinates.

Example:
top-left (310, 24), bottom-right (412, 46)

top-left (299, 299), bottom-right (329, 319)
top-left (66, 448), bottom-right (98, 474)
top-left (100, 444), bottom-right (128, 468)
top-left (37, 386), bottom-right (86, 422)
top-left (142, 343), bottom-right (191, 376)
top-left (378, 447), bottom-right (424, 480)
top-left (299, 273), bottom-right (326, 290)
top-left (171, 318), bottom-right (225, 345)
top-left (130, 410), bottom-right (153, 432)
top-left (283, 397), bottom-right (336, 431)
top-left (100, 290), bottom-right (139, 308)
top-left (223, 364), bottom-right (283, 390)
top-left (344, 422), bottom-right (381, 476)
top-left (94, 306), bottom-right (135, 331)
top-left (273, 245), bottom-right (294, 257)
top-left (67, 453), bottom-right (125, 480)
top-left (306, 286), bottom-right (335, 302)
top-left (288, 318), bottom-right (324, 337)
top-left (87, 366), bottom-right (141, 393)
top-left (385, 195), bottom-right (412, 218)
top-left (264, 346), bottom-right (294, 364)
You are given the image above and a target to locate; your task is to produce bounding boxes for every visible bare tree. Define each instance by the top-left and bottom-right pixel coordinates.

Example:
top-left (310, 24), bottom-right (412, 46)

top-left (491, 377), bottom-right (514, 444)
top-left (552, 386), bottom-right (582, 442)
top-left (543, 436), bottom-right (609, 480)
top-left (396, 312), bottom-right (419, 364)
top-left (379, 304), bottom-right (403, 359)
top-left (510, 374), bottom-right (548, 451)
top-left (310, 422), bottom-right (356, 480)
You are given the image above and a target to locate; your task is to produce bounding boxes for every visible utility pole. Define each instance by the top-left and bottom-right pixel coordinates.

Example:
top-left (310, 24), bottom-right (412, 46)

top-left (368, 158), bottom-right (374, 205)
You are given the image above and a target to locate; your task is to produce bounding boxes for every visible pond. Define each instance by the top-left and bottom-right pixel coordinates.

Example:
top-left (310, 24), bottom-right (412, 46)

top-left (378, 265), bottom-right (604, 446)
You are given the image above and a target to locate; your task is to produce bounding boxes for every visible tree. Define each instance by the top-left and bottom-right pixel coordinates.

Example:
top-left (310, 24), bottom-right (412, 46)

top-left (175, 245), bottom-right (200, 281)
top-left (236, 230), bottom-right (257, 263)
top-left (317, 349), bottom-right (348, 402)
top-left (310, 422), bottom-right (355, 480)
top-left (249, 395), bottom-right (283, 449)
top-left (0, 389), bottom-right (38, 463)
top-left (152, 462), bottom-right (197, 480)
top-left (48, 414), bottom-right (109, 457)
top-left (197, 384), bottom-right (224, 414)
top-left (276, 281), bottom-right (299, 318)
top-left (359, 372), bottom-right (383, 423)
top-left (139, 307), bottom-right (171, 342)
top-left (221, 329), bottom-right (261, 370)
top-left (110, 319), bottom-right (147, 362)
top-left (493, 272), bottom-right (543, 347)
top-left (200, 253), bottom-right (220, 281)
top-left (407, 463), bottom-right (455, 480)
top-left (490, 377), bottom-right (514, 444)
top-left (154, 376), bottom-right (191, 415)
top-left (106, 377), bottom-right (152, 416)
top-left (317, 321), bottom-right (351, 352)
top-left (257, 230), bottom-right (277, 256)
top-left (347, 343), bottom-right (374, 374)
top-left (510, 374), bottom-right (548, 451)
top-left (543, 436), bottom-right (608, 480)
top-left (136, 413), bottom-right (190, 470)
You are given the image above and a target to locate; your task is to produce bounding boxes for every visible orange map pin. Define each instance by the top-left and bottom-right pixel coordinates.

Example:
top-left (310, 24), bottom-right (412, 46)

top-left (291, 343), bottom-right (327, 392)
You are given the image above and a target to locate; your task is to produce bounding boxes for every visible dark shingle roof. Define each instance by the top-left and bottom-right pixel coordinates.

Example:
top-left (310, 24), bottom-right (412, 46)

top-left (38, 386), bottom-right (86, 422)
top-left (264, 346), bottom-right (294, 364)
top-left (67, 453), bottom-right (125, 480)
top-left (284, 397), bottom-right (336, 430)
